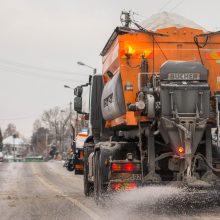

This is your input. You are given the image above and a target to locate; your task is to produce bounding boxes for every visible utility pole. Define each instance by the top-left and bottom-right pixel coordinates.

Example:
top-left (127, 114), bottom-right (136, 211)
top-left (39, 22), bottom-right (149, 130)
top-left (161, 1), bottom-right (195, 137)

top-left (59, 121), bottom-right (62, 155)
top-left (69, 102), bottom-right (74, 138)
top-left (70, 102), bottom-right (72, 128)
top-left (13, 134), bottom-right (16, 162)
top-left (75, 112), bottom-right (79, 137)
top-left (62, 124), bottom-right (65, 154)
top-left (45, 130), bottom-right (48, 157)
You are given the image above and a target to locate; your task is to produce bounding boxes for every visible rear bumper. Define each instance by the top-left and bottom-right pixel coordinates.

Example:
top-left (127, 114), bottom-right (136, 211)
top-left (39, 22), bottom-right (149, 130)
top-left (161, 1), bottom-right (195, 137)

top-left (74, 158), bottom-right (84, 174)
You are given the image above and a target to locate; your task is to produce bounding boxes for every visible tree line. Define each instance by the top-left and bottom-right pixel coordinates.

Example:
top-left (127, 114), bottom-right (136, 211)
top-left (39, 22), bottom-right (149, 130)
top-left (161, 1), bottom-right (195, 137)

top-left (31, 106), bottom-right (75, 157)
top-left (0, 105), bottom-right (88, 157)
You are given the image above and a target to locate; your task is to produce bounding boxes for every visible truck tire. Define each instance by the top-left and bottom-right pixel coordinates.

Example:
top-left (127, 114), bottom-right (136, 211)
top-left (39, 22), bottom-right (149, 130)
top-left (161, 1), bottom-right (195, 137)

top-left (94, 149), bottom-right (108, 205)
top-left (84, 147), bottom-right (94, 197)
top-left (94, 150), bottom-right (101, 204)
top-left (67, 160), bottom-right (74, 172)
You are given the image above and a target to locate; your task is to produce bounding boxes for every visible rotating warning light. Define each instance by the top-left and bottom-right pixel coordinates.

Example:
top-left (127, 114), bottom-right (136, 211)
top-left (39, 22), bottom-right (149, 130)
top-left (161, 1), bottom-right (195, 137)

top-left (177, 146), bottom-right (184, 155)
top-left (142, 49), bottom-right (152, 57)
top-left (126, 46), bottom-right (136, 55)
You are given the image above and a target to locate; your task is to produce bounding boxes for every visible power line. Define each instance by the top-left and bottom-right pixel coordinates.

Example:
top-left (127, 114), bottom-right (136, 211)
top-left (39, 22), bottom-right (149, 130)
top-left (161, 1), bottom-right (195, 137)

top-left (138, 0), bottom-right (185, 30)
top-left (0, 114), bottom-right (40, 121)
top-left (132, 12), bottom-right (148, 20)
top-left (0, 67), bottom-right (85, 83)
top-left (0, 59), bottom-right (89, 76)
top-left (159, 0), bottom-right (173, 12)
top-left (170, 0), bottom-right (185, 12)
top-left (0, 102), bottom-right (77, 121)
top-left (135, 1), bottom-right (173, 30)
top-left (0, 66), bottom-right (88, 83)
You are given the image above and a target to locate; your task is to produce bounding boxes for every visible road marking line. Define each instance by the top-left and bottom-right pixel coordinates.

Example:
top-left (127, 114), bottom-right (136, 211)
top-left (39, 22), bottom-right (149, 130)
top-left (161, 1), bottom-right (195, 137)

top-left (31, 164), bottom-right (101, 220)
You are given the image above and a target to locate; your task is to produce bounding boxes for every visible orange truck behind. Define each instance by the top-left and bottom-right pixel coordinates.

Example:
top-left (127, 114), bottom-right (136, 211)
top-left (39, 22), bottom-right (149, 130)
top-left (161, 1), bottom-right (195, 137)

top-left (74, 131), bottom-right (88, 174)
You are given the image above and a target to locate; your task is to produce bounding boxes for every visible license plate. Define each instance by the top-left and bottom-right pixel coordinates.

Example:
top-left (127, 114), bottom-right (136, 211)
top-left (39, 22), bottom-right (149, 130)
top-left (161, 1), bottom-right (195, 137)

top-left (127, 174), bottom-right (142, 181)
top-left (168, 73), bottom-right (200, 80)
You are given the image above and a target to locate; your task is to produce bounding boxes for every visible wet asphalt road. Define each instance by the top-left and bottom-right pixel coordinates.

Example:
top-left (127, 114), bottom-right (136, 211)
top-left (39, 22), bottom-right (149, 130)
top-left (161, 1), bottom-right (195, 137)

top-left (0, 161), bottom-right (220, 220)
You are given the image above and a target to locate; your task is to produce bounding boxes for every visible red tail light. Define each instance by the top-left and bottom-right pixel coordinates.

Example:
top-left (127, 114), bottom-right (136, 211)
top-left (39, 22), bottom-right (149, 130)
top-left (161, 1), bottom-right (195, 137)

top-left (111, 183), bottom-right (122, 190)
top-left (111, 163), bottom-right (140, 172)
top-left (124, 163), bottom-right (133, 172)
top-left (112, 163), bottom-right (121, 172)
top-left (125, 182), bottom-right (137, 190)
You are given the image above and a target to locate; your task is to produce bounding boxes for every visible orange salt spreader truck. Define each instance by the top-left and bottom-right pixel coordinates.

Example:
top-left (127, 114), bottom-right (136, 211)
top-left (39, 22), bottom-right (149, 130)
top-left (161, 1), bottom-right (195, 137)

top-left (73, 11), bottom-right (220, 202)
top-left (65, 129), bottom-right (88, 173)
top-left (73, 129), bottom-right (88, 174)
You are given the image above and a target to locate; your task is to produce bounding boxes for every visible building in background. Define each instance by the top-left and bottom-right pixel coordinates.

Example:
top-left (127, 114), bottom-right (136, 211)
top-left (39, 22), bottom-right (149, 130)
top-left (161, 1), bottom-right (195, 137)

top-left (2, 136), bottom-right (29, 158)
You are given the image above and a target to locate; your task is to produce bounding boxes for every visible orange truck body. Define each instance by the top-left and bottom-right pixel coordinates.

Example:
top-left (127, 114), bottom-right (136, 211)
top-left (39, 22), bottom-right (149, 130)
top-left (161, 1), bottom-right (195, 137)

top-left (102, 27), bottom-right (220, 128)
top-left (74, 132), bottom-right (88, 174)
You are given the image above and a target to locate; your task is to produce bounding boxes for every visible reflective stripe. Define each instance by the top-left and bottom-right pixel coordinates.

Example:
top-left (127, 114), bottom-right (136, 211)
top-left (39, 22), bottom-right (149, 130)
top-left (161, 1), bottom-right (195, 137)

top-left (206, 51), bottom-right (220, 60)
top-left (217, 77), bottom-right (220, 90)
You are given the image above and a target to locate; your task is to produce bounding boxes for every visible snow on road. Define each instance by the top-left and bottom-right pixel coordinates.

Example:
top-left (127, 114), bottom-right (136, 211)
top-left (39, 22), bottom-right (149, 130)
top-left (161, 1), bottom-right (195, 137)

top-left (0, 161), bottom-right (219, 220)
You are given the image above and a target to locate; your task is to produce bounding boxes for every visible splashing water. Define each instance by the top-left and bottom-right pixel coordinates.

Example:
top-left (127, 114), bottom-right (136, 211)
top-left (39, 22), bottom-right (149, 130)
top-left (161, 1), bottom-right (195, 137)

top-left (98, 185), bottom-right (220, 220)
top-left (100, 186), bottom-right (184, 220)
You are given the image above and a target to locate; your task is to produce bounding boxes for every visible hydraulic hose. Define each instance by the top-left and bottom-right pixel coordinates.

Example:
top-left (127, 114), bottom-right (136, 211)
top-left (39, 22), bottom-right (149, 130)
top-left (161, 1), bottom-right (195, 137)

top-left (194, 153), bottom-right (220, 173)
top-left (155, 152), bottom-right (173, 162)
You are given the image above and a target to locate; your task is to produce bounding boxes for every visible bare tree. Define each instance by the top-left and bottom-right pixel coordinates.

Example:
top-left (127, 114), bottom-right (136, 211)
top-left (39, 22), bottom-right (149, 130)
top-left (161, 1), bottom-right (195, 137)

top-left (32, 119), bottom-right (42, 133)
top-left (41, 107), bottom-right (61, 146)
top-left (3, 123), bottom-right (19, 138)
top-left (35, 106), bottom-right (73, 153)
top-left (31, 127), bottom-right (53, 156)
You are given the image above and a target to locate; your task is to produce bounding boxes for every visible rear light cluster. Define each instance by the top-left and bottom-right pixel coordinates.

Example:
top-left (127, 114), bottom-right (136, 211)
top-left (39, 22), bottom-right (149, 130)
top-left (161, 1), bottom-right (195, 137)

top-left (111, 163), bottom-right (141, 172)
top-left (111, 182), bottom-right (137, 190)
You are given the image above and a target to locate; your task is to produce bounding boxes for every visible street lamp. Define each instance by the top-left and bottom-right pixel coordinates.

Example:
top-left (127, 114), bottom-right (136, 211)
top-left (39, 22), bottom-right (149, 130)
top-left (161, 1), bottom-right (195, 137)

top-left (77, 61), bottom-right (97, 75)
top-left (64, 85), bottom-right (75, 90)
top-left (77, 61), bottom-right (97, 113)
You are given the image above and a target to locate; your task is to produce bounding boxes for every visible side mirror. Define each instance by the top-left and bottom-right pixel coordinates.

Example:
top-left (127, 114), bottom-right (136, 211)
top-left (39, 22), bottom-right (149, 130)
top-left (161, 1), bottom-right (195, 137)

top-left (74, 97), bottom-right (82, 113)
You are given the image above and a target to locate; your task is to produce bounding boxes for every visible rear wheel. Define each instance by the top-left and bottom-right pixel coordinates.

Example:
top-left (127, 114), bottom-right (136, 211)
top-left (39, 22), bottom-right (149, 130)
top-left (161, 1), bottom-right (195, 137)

top-left (94, 149), bottom-right (109, 205)
top-left (67, 160), bottom-right (74, 171)
top-left (94, 150), bottom-right (101, 204)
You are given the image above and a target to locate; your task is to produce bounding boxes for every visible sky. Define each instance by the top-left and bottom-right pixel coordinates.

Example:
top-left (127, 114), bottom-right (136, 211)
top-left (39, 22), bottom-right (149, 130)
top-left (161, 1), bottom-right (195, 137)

top-left (0, 0), bottom-right (220, 138)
